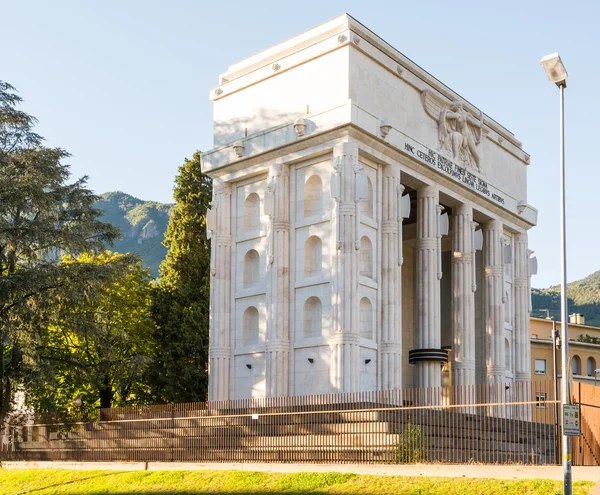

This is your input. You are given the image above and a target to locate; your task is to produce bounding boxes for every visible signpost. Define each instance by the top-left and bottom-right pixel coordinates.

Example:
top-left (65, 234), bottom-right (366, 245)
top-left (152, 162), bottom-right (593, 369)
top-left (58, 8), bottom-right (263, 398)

top-left (563, 404), bottom-right (581, 437)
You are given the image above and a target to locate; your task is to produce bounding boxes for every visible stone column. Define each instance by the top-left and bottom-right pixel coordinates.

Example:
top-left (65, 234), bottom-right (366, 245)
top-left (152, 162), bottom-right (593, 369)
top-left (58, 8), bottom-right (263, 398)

top-left (413, 185), bottom-right (442, 390)
top-left (483, 219), bottom-right (505, 384)
top-left (514, 232), bottom-right (531, 383)
top-left (451, 204), bottom-right (476, 388)
top-left (265, 164), bottom-right (290, 397)
top-left (208, 179), bottom-right (232, 402)
top-left (381, 164), bottom-right (402, 390)
top-left (330, 141), bottom-right (361, 393)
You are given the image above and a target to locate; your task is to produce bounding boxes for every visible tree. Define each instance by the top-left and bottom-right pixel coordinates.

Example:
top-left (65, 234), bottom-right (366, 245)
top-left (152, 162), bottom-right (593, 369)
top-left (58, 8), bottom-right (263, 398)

top-left (31, 252), bottom-right (155, 419)
top-left (146, 151), bottom-right (212, 403)
top-left (0, 81), bottom-right (120, 415)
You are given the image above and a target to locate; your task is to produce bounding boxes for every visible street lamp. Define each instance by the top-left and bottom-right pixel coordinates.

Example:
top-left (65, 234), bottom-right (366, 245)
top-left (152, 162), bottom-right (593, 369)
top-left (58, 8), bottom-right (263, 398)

top-left (540, 52), bottom-right (570, 495)
top-left (541, 309), bottom-right (562, 465)
top-left (594, 368), bottom-right (600, 387)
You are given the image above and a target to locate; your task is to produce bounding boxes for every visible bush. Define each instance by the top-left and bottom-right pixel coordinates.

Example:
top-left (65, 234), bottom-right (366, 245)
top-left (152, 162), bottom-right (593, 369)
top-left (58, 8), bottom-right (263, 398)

top-left (394, 421), bottom-right (427, 463)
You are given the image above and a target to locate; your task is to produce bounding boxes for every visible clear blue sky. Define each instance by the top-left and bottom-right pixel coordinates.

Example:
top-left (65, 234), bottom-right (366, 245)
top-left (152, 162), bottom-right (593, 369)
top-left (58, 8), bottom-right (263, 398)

top-left (2, 0), bottom-right (598, 288)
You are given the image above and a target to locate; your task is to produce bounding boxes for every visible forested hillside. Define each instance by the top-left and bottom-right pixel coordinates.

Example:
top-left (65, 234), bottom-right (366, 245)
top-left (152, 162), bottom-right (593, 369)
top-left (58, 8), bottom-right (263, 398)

top-left (95, 192), bottom-right (172, 276)
top-left (93, 194), bottom-right (600, 327)
top-left (532, 271), bottom-right (600, 326)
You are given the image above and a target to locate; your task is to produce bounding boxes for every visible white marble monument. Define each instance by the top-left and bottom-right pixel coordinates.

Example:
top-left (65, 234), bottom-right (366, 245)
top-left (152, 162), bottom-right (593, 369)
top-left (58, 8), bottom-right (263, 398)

top-left (202, 15), bottom-right (537, 401)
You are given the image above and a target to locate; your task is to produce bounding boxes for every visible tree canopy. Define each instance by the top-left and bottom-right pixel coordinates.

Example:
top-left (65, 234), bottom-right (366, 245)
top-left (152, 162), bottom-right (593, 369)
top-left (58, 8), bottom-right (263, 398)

top-left (0, 81), bottom-right (122, 416)
top-left (31, 252), bottom-right (155, 419)
top-left (146, 151), bottom-right (212, 403)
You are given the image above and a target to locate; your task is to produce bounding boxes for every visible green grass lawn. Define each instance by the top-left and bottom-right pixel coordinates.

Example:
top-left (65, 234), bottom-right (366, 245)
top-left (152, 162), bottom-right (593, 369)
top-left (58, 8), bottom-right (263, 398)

top-left (0, 469), bottom-right (594, 495)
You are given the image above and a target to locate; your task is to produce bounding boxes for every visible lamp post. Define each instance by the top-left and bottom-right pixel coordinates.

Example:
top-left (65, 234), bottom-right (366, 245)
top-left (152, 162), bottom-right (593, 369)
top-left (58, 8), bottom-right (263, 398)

top-left (542, 308), bottom-right (562, 465)
top-left (540, 52), bottom-right (570, 495)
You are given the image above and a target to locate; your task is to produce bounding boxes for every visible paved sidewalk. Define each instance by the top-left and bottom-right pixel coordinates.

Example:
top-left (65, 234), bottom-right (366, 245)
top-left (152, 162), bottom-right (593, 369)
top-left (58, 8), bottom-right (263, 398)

top-left (3, 461), bottom-right (600, 482)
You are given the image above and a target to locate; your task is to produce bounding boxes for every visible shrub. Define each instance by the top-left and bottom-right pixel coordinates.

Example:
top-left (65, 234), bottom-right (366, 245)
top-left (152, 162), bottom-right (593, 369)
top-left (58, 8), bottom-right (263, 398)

top-left (394, 421), bottom-right (427, 463)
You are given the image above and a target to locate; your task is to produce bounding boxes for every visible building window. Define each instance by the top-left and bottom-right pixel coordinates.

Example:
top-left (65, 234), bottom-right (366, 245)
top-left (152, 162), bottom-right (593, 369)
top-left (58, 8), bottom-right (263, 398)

top-left (303, 296), bottom-right (322, 338)
top-left (572, 355), bottom-right (581, 376)
top-left (361, 177), bottom-right (373, 219)
top-left (244, 193), bottom-right (260, 232)
top-left (242, 306), bottom-right (259, 346)
top-left (504, 338), bottom-right (511, 370)
top-left (587, 357), bottom-right (597, 377)
top-left (243, 249), bottom-right (260, 288)
top-left (304, 236), bottom-right (322, 277)
top-left (304, 175), bottom-right (323, 218)
top-left (359, 297), bottom-right (373, 340)
top-left (536, 392), bottom-right (548, 409)
top-left (534, 359), bottom-right (547, 375)
top-left (359, 236), bottom-right (373, 278)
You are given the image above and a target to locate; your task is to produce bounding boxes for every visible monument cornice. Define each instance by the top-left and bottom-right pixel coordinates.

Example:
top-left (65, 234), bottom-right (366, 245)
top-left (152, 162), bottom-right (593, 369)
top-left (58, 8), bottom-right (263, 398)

top-left (209, 14), bottom-right (528, 161)
top-left (201, 118), bottom-right (537, 231)
top-left (349, 126), bottom-right (537, 231)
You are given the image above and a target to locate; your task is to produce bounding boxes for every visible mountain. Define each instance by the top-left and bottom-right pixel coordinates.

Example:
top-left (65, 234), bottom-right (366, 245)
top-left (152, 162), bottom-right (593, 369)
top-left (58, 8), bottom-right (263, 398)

top-left (95, 192), bottom-right (172, 276)
top-left (93, 191), bottom-right (600, 319)
top-left (532, 271), bottom-right (600, 326)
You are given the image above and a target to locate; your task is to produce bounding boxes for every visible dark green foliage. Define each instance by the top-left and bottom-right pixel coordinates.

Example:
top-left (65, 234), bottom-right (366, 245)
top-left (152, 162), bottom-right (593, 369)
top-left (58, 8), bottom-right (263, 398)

top-left (576, 334), bottom-right (600, 344)
top-left (0, 81), bottom-right (121, 416)
top-left (144, 152), bottom-right (212, 403)
top-left (95, 192), bottom-right (172, 276)
top-left (394, 422), bottom-right (427, 463)
top-left (532, 271), bottom-right (600, 326)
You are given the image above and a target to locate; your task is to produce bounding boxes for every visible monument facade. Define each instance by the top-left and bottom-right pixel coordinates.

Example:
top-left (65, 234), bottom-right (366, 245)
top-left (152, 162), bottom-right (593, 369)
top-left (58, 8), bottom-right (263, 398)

top-left (201, 15), bottom-right (538, 401)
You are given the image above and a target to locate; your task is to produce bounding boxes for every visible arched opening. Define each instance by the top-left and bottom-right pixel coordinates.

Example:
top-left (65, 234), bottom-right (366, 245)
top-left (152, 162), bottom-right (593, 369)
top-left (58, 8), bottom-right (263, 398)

top-left (572, 355), bottom-right (581, 375)
top-left (242, 306), bottom-right (259, 346)
top-left (303, 296), bottom-right (322, 338)
top-left (505, 338), bottom-right (511, 370)
top-left (359, 236), bottom-right (373, 278)
top-left (243, 249), bottom-right (260, 288)
top-left (304, 236), bottom-right (322, 277)
top-left (361, 177), bottom-right (373, 218)
top-left (304, 175), bottom-right (323, 217)
top-left (587, 357), bottom-right (597, 377)
top-left (360, 297), bottom-right (373, 340)
top-left (244, 193), bottom-right (260, 232)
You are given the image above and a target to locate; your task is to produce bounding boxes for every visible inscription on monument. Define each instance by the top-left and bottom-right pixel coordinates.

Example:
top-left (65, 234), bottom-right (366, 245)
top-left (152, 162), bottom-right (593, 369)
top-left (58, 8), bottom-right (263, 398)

top-left (403, 142), bottom-right (507, 207)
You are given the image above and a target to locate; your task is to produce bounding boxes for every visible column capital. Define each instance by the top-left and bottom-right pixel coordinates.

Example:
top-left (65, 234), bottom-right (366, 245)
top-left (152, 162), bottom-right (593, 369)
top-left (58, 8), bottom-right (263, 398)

top-left (383, 162), bottom-right (401, 179)
top-left (455, 203), bottom-right (473, 216)
top-left (213, 178), bottom-right (232, 194)
top-left (484, 218), bottom-right (503, 232)
top-left (418, 184), bottom-right (438, 199)
top-left (515, 231), bottom-right (528, 243)
top-left (333, 141), bottom-right (359, 157)
top-left (268, 162), bottom-right (289, 179)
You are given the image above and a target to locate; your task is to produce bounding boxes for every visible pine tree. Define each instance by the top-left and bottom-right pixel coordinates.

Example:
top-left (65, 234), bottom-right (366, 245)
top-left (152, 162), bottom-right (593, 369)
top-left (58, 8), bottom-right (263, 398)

top-left (0, 81), bottom-right (122, 415)
top-left (147, 151), bottom-right (212, 403)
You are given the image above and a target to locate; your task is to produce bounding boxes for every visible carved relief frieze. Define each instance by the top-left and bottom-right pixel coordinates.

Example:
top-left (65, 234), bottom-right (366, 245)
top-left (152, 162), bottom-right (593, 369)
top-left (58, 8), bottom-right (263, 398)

top-left (422, 90), bottom-right (488, 173)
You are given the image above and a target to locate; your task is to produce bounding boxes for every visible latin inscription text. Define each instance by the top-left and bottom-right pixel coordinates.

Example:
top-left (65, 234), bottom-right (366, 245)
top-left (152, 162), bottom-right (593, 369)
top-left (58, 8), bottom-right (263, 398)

top-left (404, 143), bottom-right (505, 206)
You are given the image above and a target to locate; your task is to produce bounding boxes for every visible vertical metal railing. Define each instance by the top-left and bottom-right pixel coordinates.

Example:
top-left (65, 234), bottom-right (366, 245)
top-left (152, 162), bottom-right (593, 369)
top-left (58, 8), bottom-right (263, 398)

top-left (0, 380), bottom-right (562, 464)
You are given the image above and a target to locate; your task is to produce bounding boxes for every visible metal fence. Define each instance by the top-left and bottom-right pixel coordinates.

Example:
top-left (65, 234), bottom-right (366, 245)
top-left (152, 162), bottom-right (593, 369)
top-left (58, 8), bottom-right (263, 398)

top-left (1, 381), bottom-right (560, 465)
top-left (573, 382), bottom-right (600, 466)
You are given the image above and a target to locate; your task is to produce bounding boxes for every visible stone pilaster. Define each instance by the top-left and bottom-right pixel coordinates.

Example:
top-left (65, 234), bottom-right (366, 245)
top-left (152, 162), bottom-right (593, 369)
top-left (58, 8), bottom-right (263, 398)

top-left (413, 185), bottom-right (442, 389)
top-left (483, 219), bottom-right (505, 384)
top-left (265, 164), bottom-right (290, 397)
top-left (514, 232), bottom-right (531, 383)
top-left (451, 204), bottom-right (476, 388)
top-left (208, 179), bottom-right (232, 401)
top-left (330, 141), bottom-right (360, 393)
top-left (381, 164), bottom-right (402, 390)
